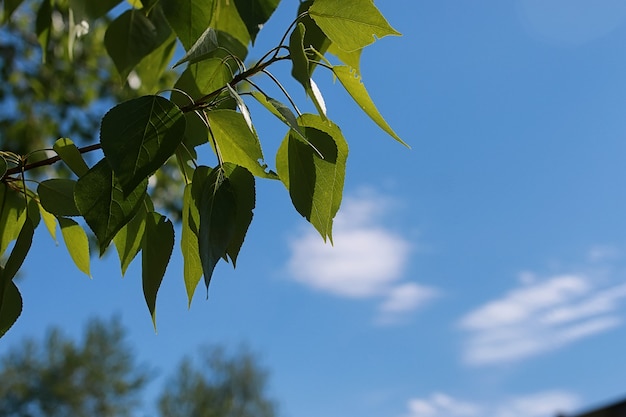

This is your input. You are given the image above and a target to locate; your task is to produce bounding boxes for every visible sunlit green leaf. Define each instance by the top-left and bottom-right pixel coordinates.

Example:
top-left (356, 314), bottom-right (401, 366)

top-left (211, 0), bottom-right (250, 50)
top-left (197, 167), bottom-right (237, 289)
top-left (104, 8), bottom-right (172, 81)
top-left (276, 114), bottom-right (348, 242)
top-left (74, 160), bottom-right (147, 255)
top-left (53, 138), bottom-right (89, 177)
top-left (182, 183), bottom-right (203, 306)
top-left (59, 217), bottom-right (90, 277)
top-left (328, 43), bottom-right (362, 72)
top-left (38, 179), bottom-right (80, 217)
top-left (173, 27), bottom-right (219, 68)
top-left (161, 0), bottom-right (215, 50)
top-left (38, 203), bottom-right (57, 242)
top-left (234, 0), bottom-right (279, 43)
top-left (0, 183), bottom-right (26, 258)
top-left (173, 58), bottom-right (233, 101)
top-left (100, 95), bottom-right (186, 194)
top-left (2, 219), bottom-right (34, 281)
top-left (206, 110), bottom-right (275, 179)
top-left (142, 212), bottom-right (174, 329)
top-left (0, 275), bottom-right (22, 338)
top-left (113, 204), bottom-right (149, 276)
top-left (332, 65), bottom-right (408, 147)
top-left (222, 163), bottom-right (254, 266)
top-left (133, 33), bottom-right (177, 92)
top-left (309, 0), bottom-right (401, 52)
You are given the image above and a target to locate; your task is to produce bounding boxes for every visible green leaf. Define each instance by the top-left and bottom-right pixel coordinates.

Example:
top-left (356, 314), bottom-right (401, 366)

top-left (206, 109), bottom-right (275, 179)
top-left (181, 183), bottom-right (203, 306)
top-left (3, 0), bottom-right (25, 22)
top-left (133, 33), bottom-right (177, 92)
top-left (328, 43), bottom-right (362, 72)
top-left (298, 0), bottom-right (331, 75)
top-left (226, 84), bottom-right (254, 133)
top-left (161, 0), bottom-right (215, 51)
top-left (74, 159), bottom-right (147, 255)
top-left (142, 212), bottom-right (174, 329)
top-left (104, 8), bottom-right (172, 81)
top-left (2, 219), bottom-right (34, 281)
top-left (210, 0), bottom-right (250, 51)
top-left (173, 27), bottom-right (219, 68)
top-left (173, 58), bottom-right (233, 101)
top-left (35, 0), bottom-right (52, 62)
top-left (59, 217), bottom-right (90, 277)
top-left (113, 204), bottom-right (148, 276)
top-left (222, 163), bottom-right (255, 266)
top-left (53, 138), bottom-right (89, 177)
top-left (309, 0), bottom-right (401, 52)
top-left (276, 114), bottom-right (348, 242)
top-left (197, 167), bottom-right (237, 289)
top-left (0, 275), bottom-right (22, 339)
top-left (38, 203), bottom-right (57, 242)
top-left (250, 91), bottom-right (306, 140)
top-left (234, 0), bottom-right (280, 43)
top-left (332, 66), bottom-right (408, 147)
top-left (0, 183), bottom-right (26, 258)
top-left (100, 95), bottom-right (186, 194)
top-left (289, 22), bottom-right (326, 118)
top-left (38, 179), bottom-right (80, 217)
top-left (0, 155), bottom-right (6, 179)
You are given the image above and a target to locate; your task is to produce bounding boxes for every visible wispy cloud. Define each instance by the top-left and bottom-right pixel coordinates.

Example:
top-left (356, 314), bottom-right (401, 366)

top-left (285, 190), bottom-right (437, 323)
top-left (459, 272), bottom-right (626, 366)
top-left (404, 390), bottom-right (579, 417)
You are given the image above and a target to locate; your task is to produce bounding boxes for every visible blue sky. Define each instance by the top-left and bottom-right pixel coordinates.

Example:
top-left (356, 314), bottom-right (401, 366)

top-left (3, 0), bottom-right (626, 416)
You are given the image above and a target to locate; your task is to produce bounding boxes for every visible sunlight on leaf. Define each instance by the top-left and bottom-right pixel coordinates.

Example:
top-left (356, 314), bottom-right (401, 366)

top-left (309, 0), bottom-right (401, 52)
top-left (333, 65), bottom-right (408, 147)
top-left (276, 114), bottom-right (347, 242)
top-left (59, 217), bottom-right (91, 277)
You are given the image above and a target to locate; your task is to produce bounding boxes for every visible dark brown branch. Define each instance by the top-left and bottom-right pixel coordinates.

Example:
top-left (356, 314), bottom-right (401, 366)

top-left (4, 143), bottom-right (102, 177)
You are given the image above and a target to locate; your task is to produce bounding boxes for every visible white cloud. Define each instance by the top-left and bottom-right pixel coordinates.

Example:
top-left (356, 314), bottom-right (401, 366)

top-left (404, 391), bottom-right (579, 417)
top-left (492, 391), bottom-right (579, 417)
top-left (407, 392), bottom-right (482, 417)
top-left (285, 190), bottom-right (436, 323)
top-left (376, 283), bottom-right (438, 325)
top-left (459, 273), bottom-right (626, 366)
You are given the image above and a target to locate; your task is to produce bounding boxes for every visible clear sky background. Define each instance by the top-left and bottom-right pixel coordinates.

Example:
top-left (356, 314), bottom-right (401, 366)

top-left (3, 1), bottom-right (626, 416)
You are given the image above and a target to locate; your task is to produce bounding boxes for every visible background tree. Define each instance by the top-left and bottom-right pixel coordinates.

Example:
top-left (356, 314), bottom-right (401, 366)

top-left (0, 0), bottom-right (405, 337)
top-left (0, 318), bottom-right (278, 417)
top-left (158, 347), bottom-right (277, 417)
top-left (0, 318), bottom-right (149, 417)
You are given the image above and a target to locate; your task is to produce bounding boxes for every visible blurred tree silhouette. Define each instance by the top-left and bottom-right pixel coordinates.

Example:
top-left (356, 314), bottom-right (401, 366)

top-left (0, 319), bottom-right (277, 417)
top-left (0, 318), bottom-right (149, 417)
top-left (158, 347), bottom-right (277, 417)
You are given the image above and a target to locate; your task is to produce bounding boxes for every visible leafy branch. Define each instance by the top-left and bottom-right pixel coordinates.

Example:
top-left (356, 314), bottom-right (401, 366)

top-left (0, 0), bottom-right (406, 338)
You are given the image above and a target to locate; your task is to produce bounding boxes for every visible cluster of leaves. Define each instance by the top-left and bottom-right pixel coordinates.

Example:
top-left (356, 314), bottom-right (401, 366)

top-left (0, 0), bottom-right (405, 337)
